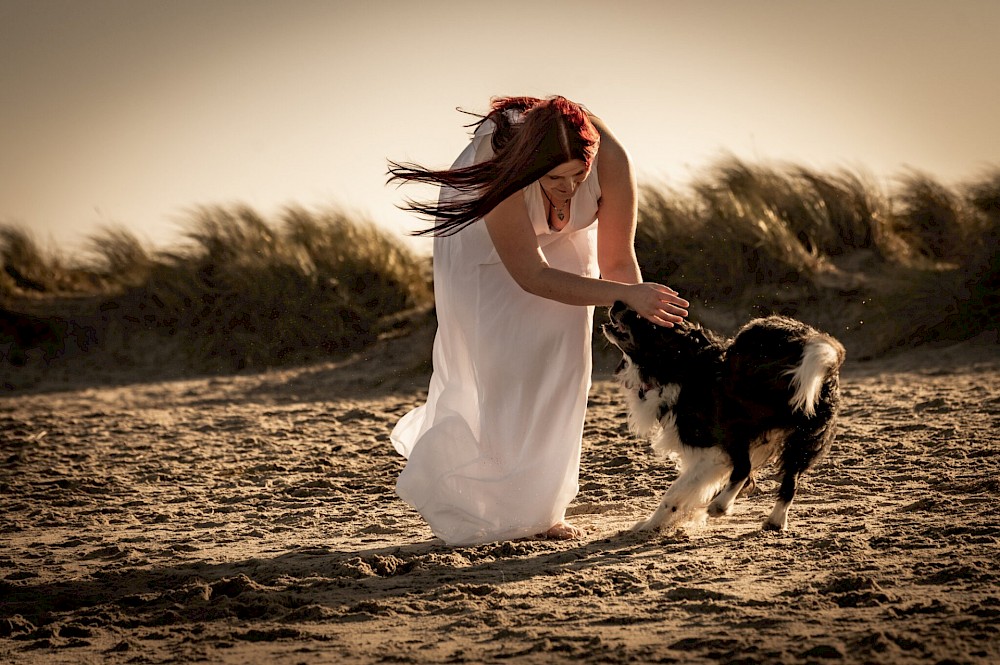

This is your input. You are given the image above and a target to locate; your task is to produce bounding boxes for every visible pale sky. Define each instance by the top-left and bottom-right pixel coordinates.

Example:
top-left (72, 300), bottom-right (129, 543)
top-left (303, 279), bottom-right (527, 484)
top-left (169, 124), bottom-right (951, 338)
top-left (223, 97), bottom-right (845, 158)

top-left (2, 0), bottom-right (998, 255)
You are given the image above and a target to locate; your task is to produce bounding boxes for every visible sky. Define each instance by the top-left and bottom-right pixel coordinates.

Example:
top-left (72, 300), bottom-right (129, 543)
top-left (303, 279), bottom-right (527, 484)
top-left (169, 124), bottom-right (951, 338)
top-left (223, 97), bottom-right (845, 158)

top-left (2, 0), bottom-right (999, 256)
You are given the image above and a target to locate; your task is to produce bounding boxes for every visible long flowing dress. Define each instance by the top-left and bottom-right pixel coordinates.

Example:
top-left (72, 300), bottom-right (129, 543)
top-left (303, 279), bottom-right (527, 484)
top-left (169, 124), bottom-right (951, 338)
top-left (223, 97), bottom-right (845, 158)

top-left (390, 114), bottom-right (602, 545)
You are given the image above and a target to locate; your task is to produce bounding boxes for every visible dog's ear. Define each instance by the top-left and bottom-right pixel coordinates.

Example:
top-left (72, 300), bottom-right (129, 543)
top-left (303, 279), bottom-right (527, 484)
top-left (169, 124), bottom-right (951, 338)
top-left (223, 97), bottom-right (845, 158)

top-left (688, 325), bottom-right (730, 360)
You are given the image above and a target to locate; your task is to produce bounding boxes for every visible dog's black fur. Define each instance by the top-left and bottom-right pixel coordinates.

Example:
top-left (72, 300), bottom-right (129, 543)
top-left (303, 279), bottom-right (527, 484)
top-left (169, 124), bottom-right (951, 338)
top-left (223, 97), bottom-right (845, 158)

top-left (602, 301), bottom-right (845, 531)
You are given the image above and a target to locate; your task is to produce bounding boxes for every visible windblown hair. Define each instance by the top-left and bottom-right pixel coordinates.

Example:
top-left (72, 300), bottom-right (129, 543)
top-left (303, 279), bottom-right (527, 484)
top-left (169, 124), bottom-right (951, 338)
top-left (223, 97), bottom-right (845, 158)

top-left (387, 96), bottom-right (600, 237)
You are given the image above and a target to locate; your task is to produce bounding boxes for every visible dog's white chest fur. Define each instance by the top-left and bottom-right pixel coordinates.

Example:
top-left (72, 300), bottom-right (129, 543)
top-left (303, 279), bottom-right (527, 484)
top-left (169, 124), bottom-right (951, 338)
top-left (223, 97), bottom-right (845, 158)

top-left (618, 358), bottom-right (680, 437)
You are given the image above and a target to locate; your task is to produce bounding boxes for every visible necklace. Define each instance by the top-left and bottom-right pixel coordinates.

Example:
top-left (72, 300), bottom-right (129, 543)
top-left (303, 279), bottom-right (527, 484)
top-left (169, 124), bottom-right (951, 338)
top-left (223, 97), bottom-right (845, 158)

top-left (540, 186), bottom-right (568, 222)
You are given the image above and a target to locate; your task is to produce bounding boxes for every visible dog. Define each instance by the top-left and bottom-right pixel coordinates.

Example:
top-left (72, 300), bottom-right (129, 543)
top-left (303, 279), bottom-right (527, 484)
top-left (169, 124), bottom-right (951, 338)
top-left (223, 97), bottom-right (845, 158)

top-left (601, 302), bottom-right (845, 532)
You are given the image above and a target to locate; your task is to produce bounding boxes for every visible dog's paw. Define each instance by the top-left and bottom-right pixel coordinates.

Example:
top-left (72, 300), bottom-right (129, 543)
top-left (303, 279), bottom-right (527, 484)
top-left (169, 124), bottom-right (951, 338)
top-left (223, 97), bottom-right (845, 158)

top-left (707, 501), bottom-right (731, 518)
top-left (631, 518), bottom-right (660, 532)
top-left (737, 477), bottom-right (759, 498)
top-left (762, 518), bottom-right (787, 531)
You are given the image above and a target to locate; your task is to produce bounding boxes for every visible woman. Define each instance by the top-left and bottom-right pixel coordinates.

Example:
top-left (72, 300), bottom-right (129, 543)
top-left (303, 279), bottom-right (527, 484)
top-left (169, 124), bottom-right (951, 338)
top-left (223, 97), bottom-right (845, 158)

top-left (388, 96), bottom-right (688, 545)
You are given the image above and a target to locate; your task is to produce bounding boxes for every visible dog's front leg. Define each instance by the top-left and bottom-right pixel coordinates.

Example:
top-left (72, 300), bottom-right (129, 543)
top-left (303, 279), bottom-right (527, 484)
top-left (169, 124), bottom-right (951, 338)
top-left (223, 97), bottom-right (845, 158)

top-left (632, 472), bottom-right (697, 532)
top-left (633, 448), bottom-right (731, 531)
top-left (632, 500), bottom-right (678, 532)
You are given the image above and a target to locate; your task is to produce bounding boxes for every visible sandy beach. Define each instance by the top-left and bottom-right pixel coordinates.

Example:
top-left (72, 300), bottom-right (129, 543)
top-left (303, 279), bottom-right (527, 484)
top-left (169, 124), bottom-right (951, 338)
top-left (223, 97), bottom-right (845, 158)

top-left (2, 320), bottom-right (998, 664)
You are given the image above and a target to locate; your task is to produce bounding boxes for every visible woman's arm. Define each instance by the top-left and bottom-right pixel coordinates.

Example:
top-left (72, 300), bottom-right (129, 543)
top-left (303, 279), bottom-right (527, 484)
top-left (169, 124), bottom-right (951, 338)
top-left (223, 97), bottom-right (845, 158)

top-left (589, 115), bottom-right (642, 285)
top-left (484, 192), bottom-right (688, 327)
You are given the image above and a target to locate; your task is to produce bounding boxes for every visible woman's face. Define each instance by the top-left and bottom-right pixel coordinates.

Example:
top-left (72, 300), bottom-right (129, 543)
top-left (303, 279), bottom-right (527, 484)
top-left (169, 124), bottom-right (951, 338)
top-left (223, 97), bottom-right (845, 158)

top-left (541, 159), bottom-right (590, 202)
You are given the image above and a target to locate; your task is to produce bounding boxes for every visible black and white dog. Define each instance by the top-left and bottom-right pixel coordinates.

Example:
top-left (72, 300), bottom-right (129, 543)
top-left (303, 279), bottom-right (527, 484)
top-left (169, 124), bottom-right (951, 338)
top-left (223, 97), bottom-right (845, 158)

top-left (602, 302), bottom-right (845, 532)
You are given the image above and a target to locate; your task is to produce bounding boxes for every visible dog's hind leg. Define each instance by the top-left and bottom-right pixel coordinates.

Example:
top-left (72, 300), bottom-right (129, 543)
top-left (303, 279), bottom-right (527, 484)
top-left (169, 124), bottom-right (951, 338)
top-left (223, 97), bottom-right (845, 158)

top-left (764, 419), bottom-right (835, 530)
top-left (765, 440), bottom-right (807, 531)
top-left (764, 472), bottom-right (798, 531)
top-left (707, 445), bottom-right (751, 518)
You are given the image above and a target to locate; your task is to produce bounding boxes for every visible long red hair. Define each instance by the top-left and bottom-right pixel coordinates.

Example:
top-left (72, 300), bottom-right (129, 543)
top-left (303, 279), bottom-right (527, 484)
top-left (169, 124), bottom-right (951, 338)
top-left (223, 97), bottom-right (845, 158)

top-left (388, 96), bottom-right (600, 236)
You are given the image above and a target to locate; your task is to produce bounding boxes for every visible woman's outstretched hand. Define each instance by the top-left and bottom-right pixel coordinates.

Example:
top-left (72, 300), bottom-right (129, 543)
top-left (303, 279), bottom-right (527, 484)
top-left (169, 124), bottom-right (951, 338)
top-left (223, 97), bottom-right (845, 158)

top-left (623, 282), bottom-right (689, 327)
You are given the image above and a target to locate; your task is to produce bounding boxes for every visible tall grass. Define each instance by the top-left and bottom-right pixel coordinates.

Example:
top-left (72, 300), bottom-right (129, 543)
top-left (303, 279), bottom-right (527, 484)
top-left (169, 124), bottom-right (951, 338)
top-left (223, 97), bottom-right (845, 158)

top-left (637, 158), bottom-right (899, 304)
top-left (1, 206), bottom-right (431, 375)
top-left (955, 169), bottom-right (1000, 334)
top-left (2, 159), bottom-right (997, 382)
top-left (635, 158), bottom-right (1000, 357)
top-left (0, 227), bottom-right (105, 296)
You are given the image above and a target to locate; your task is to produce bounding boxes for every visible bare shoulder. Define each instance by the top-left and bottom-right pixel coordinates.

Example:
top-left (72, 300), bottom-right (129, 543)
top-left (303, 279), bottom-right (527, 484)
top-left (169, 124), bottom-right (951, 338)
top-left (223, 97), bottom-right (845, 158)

top-left (588, 114), bottom-right (634, 191)
top-left (588, 114), bottom-right (632, 174)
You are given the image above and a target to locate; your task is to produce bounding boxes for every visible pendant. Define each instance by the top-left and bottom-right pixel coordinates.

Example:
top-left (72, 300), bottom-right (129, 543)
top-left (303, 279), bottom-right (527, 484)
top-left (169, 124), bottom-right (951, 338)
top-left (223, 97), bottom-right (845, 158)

top-left (557, 209), bottom-right (565, 221)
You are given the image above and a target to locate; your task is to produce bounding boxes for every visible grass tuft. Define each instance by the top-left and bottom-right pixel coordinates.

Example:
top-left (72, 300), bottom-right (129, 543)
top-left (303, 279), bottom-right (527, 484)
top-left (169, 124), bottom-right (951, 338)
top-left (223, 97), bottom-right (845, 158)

top-left (635, 158), bottom-right (999, 358)
top-left (2, 206), bottom-right (431, 380)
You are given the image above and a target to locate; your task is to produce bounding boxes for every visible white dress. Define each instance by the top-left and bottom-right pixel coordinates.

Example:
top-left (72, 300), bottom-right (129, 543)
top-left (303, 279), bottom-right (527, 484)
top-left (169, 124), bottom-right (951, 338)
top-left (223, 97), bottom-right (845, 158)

top-left (391, 115), bottom-right (602, 545)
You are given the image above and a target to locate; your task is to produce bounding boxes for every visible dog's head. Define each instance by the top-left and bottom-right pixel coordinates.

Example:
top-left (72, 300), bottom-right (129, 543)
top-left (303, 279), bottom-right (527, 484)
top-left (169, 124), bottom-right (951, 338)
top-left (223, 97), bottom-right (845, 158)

top-left (601, 301), bottom-right (657, 359)
top-left (602, 301), bottom-right (724, 387)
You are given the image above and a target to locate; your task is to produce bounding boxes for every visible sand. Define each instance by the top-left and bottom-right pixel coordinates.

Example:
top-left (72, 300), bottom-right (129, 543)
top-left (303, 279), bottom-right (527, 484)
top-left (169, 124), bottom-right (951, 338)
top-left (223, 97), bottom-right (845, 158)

top-left (1, 322), bottom-right (999, 665)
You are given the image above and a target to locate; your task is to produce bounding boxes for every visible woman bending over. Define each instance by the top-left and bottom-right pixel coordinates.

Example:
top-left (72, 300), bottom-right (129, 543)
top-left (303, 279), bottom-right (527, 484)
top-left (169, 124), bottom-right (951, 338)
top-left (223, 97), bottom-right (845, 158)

top-left (387, 95), bottom-right (688, 545)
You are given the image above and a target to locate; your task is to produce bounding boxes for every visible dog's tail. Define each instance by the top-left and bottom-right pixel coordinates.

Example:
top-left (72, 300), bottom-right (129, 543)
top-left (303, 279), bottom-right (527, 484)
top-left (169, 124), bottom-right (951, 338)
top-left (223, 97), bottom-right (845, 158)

top-left (785, 335), bottom-right (845, 417)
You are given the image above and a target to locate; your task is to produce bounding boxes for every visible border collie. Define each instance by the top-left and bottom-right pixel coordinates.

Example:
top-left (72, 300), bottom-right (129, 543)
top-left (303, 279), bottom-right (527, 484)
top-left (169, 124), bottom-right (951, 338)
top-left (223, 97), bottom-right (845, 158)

top-left (602, 302), bottom-right (845, 532)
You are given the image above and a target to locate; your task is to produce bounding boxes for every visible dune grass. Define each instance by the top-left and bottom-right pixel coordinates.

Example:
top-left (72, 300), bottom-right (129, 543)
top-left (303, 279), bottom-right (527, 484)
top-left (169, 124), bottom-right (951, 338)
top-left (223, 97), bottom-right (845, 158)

top-left (1, 159), bottom-right (997, 383)
top-left (1, 207), bottom-right (432, 376)
top-left (635, 158), bottom-right (999, 357)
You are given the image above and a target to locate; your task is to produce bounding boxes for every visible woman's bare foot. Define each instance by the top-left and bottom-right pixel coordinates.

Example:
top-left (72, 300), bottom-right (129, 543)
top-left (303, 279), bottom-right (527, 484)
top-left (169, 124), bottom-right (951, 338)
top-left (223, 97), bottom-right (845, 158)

top-left (540, 521), bottom-right (585, 540)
